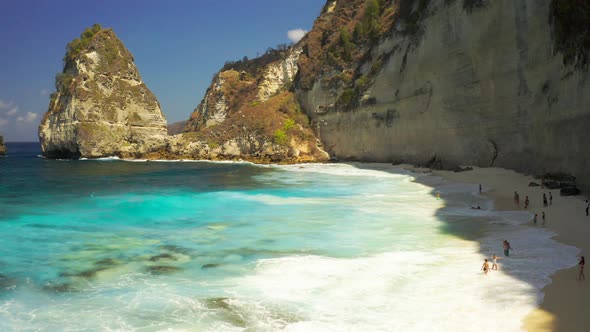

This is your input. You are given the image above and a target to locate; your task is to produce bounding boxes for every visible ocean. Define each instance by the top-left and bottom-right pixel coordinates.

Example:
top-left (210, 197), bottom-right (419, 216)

top-left (0, 142), bottom-right (579, 331)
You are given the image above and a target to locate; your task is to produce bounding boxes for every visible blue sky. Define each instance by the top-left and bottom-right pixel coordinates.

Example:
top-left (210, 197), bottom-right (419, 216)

top-left (0, 0), bottom-right (324, 141)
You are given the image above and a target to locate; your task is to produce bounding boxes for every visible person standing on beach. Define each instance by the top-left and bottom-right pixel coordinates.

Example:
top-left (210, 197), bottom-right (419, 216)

top-left (436, 193), bottom-right (441, 200)
top-left (492, 254), bottom-right (500, 270)
top-left (524, 196), bottom-right (529, 209)
top-left (482, 259), bottom-right (491, 275)
top-left (514, 191), bottom-right (520, 206)
top-left (503, 240), bottom-right (512, 257)
top-left (543, 193), bottom-right (548, 207)
top-left (549, 192), bottom-right (553, 205)
top-left (533, 213), bottom-right (538, 225)
top-left (586, 200), bottom-right (589, 216)
top-left (542, 211), bottom-right (546, 225)
top-left (579, 256), bottom-right (585, 281)
top-left (479, 184), bottom-right (482, 194)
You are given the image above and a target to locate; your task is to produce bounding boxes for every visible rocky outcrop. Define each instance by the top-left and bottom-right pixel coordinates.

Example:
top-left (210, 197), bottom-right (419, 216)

top-left (167, 120), bottom-right (187, 135)
top-left (0, 135), bottom-right (6, 155)
top-left (183, 47), bottom-right (329, 163)
top-left (294, 0), bottom-right (590, 189)
top-left (39, 25), bottom-right (168, 159)
top-left (257, 47), bottom-right (302, 101)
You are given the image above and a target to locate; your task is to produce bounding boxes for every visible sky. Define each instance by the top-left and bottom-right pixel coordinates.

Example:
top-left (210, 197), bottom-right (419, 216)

top-left (0, 0), bottom-right (325, 142)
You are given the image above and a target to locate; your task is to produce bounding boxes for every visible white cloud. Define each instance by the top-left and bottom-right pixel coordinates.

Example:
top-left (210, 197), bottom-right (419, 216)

top-left (0, 118), bottom-right (7, 127)
top-left (287, 29), bottom-right (307, 43)
top-left (6, 107), bottom-right (18, 116)
top-left (0, 100), bottom-right (14, 110)
top-left (40, 89), bottom-right (50, 96)
top-left (17, 112), bottom-right (38, 123)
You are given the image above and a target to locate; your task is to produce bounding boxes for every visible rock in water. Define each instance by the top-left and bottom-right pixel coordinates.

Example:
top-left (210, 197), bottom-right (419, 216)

top-left (39, 25), bottom-right (167, 159)
top-left (0, 135), bottom-right (6, 155)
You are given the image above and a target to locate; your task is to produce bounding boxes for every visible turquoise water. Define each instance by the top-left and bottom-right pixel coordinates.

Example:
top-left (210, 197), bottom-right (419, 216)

top-left (0, 143), bottom-right (579, 331)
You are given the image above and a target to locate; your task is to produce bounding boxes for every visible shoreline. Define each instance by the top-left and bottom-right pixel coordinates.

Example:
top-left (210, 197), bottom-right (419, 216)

top-left (426, 167), bottom-right (588, 332)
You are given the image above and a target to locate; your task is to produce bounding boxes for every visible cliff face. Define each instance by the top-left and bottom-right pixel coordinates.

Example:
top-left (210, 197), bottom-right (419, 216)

top-left (294, 0), bottom-right (590, 188)
top-left (183, 47), bottom-right (329, 163)
top-left (0, 136), bottom-right (6, 155)
top-left (39, 25), bottom-right (167, 159)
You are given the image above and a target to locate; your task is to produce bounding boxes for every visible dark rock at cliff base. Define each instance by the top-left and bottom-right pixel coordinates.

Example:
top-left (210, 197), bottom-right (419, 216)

top-left (424, 156), bottom-right (443, 170)
top-left (453, 166), bottom-right (473, 173)
top-left (560, 186), bottom-right (581, 196)
top-left (528, 182), bottom-right (541, 187)
top-left (537, 172), bottom-right (577, 183)
top-left (543, 180), bottom-right (561, 189)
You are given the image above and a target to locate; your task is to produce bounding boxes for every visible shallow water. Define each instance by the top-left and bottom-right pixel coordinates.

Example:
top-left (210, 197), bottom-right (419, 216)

top-left (0, 143), bottom-right (579, 331)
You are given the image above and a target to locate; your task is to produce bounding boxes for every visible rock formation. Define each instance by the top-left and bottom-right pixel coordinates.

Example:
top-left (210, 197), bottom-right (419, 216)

top-left (183, 46), bottom-right (329, 163)
top-left (291, 0), bottom-right (590, 188)
top-left (167, 120), bottom-right (187, 136)
top-left (0, 135), bottom-right (6, 155)
top-left (39, 2), bottom-right (590, 187)
top-left (39, 25), bottom-right (168, 159)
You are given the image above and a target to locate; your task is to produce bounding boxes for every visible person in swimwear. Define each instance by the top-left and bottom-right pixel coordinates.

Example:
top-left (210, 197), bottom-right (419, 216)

top-left (481, 259), bottom-right (491, 275)
top-left (491, 254), bottom-right (500, 270)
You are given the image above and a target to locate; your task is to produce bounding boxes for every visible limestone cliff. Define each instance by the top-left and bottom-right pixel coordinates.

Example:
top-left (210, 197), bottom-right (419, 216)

top-left (183, 47), bottom-right (329, 163)
top-left (293, 0), bottom-right (590, 188)
top-left (0, 135), bottom-right (6, 155)
top-left (39, 25), bottom-right (167, 159)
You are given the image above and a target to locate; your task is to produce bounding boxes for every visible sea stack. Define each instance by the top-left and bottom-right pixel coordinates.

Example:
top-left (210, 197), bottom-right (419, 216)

top-left (39, 24), bottom-right (167, 159)
top-left (0, 135), bottom-right (6, 155)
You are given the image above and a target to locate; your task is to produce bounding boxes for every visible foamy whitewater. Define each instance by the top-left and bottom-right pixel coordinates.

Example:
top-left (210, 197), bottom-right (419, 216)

top-left (0, 144), bottom-right (579, 331)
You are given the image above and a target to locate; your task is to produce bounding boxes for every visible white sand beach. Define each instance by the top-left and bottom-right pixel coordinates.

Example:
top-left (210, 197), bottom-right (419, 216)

top-left (429, 167), bottom-right (589, 332)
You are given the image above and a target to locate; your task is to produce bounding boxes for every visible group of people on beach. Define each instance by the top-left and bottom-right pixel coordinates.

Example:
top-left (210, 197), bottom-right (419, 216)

top-left (513, 191), bottom-right (549, 226)
top-left (481, 241), bottom-right (511, 275)
top-left (481, 253), bottom-right (502, 275)
top-left (481, 189), bottom-right (586, 281)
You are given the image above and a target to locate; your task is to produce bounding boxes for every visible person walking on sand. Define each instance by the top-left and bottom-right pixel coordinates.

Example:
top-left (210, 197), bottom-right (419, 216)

top-left (492, 254), bottom-right (500, 270)
top-left (549, 192), bottom-right (553, 205)
top-left (479, 184), bottom-right (482, 194)
top-left (533, 213), bottom-right (538, 225)
top-left (579, 256), bottom-right (585, 281)
top-left (586, 200), bottom-right (589, 216)
top-left (503, 240), bottom-right (512, 257)
top-left (514, 191), bottom-right (520, 206)
top-left (543, 193), bottom-right (548, 207)
top-left (482, 259), bottom-right (491, 275)
top-left (524, 196), bottom-right (529, 209)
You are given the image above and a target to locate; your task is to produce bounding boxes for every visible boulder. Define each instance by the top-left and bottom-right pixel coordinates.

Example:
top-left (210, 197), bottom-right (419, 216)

top-left (560, 186), bottom-right (581, 196)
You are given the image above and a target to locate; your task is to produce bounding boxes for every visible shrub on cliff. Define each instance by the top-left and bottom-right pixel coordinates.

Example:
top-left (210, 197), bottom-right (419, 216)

top-left (64, 24), bottom-right (102, 62)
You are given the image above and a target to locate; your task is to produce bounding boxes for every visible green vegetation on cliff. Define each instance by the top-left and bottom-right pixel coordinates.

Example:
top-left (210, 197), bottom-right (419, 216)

top-left (64, 24), bottom-right (102, 62)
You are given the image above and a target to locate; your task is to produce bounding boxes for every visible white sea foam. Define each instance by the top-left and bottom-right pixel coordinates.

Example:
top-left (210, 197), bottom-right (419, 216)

top-left (0, 163), bottom-right (579, 331)
top-left (79, 156), bottom-right (121, 161)
top-left (221, 164), bottom-right (580, 331)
